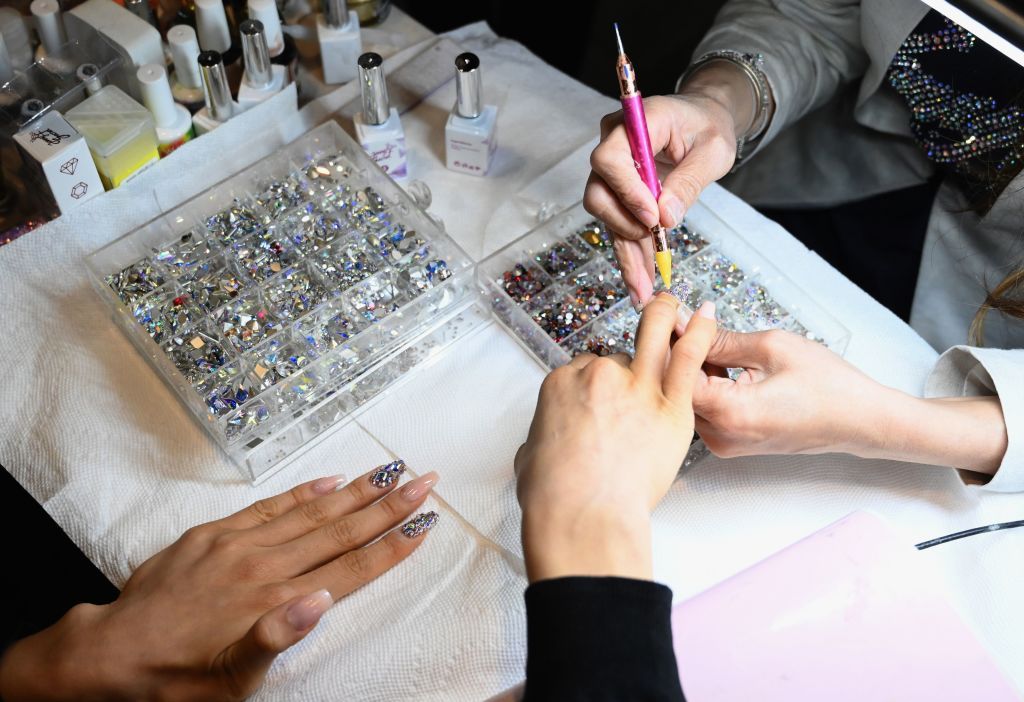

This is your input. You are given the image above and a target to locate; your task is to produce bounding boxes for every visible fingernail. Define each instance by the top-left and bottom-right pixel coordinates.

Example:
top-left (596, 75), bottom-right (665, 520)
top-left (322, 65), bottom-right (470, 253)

top-left (312, 474), bottom-right (347, 495)
top-left (286, 589), bottom-right (332, 631)
top-left (664, 196), bottom-right (685, 226)
top-left (369, 459), bottom-right (406, 489)
top-left (401, 511), bottom-right (439, 538)
top-left (400, 472), bottom-right (439, 501)
top-left (697, 300), bottom-right (716, 319)
top-left (628, 289), bottom-right (640, 313)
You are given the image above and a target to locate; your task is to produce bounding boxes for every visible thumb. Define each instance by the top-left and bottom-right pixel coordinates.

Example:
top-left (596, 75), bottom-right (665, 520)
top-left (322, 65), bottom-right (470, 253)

top-left (704, 328), bottom-right (772, 370)
top-left (658, 149), bottom-right (731, 228)
top-left (216, 589), bottom-right (333, 699)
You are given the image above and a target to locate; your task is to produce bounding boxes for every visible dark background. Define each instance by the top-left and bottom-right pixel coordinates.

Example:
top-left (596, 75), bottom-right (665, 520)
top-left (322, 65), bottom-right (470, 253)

top-left (393, 1), bottom-right (727, 99)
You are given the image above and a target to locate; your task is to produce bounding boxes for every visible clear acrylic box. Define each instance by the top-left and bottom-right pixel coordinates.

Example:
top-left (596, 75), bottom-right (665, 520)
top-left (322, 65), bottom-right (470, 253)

top-left (477, 200), bottom-right (851, 371)
top-left (477, 200), bottom-right (851, 467)
top-left (87, 121), bottom-right (481, 482)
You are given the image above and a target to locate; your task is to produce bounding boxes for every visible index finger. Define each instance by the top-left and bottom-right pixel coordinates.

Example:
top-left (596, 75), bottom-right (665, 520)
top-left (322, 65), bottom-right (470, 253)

top-left (663, 301), bottom-right (718, 404)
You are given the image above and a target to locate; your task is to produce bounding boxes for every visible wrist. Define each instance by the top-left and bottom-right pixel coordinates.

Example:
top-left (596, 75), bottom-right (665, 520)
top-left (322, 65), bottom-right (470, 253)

top-left (0, 604), bottom-right (123, 702)
top-left (851, 390), bottom-right (1007, 474)
top-left (522, 504), bottom-right (653, 583)
top-left (678, 60), bottom-right (754, 137)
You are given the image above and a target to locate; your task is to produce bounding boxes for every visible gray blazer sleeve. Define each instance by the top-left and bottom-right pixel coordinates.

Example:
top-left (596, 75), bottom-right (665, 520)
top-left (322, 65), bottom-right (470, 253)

top-left (690, 0), bottom-right (869, 153)
top-left (925, 346), bottom-right (1024, 492)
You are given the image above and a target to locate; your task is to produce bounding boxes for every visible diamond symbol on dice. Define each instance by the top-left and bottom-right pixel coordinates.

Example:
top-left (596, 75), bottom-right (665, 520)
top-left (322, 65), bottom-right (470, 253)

top-left (70, 182), bottom-right (89, 199)
top-left (60, 157), bottom-right (79, 175)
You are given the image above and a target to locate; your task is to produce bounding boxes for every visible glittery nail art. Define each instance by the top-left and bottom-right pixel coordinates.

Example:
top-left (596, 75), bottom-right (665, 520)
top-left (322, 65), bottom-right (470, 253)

top-left (369, 459), bottom-right (406, 488)
top-left (401, 511), bottom-right (438, 538)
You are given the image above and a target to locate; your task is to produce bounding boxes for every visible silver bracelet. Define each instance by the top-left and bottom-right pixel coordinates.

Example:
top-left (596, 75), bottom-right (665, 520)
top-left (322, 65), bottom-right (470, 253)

top-left (678, 50), bottom-right (772, 163)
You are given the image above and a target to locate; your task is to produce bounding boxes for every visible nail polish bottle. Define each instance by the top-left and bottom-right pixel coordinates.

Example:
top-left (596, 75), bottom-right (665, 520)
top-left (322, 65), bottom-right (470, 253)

top-left (236, 19), bottom-right (287, 111)
top-left (64, 84), bottom-right (160, 188)
top-left (167, 25), bottom-right (206, 113)
top-left (192, 50), bottom-right (235, 135)
top-left (247, 0), bottom-right (298, 80)
top-left (30, 0), bottom-right (66, 57)
top-left (445, 52), bottom-right (498, 177)
top-left (195, 0), bottom-right (241, 68)
top-left (353, 52), bottom-right (407, 180)
top-left (317, 0), bottom-right (361, 85)
top-left (137, 64), bottom-right (194, 156)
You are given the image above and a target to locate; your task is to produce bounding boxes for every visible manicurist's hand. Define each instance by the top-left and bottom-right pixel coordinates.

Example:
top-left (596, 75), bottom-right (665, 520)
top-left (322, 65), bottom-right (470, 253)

top-left (585, 61), bottom-right (758, 309)
top-left (515, 294), bottom-right (718, 583)
top-left (693, 330), bottom-right (1008, 476)
top-left (0, 462), bottom-right (439, 701)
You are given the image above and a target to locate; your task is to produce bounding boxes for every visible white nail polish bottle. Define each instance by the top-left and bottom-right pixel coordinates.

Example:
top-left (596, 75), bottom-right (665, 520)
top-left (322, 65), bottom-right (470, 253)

top-left (445, 52), bottom-right (498, 176)
top-left (353, 52), bottom-right (407, 180)
top-left (192, 50), bottom-right (234, 135)
top-left (236, 19), bottom-right (287, 111)
top-left (137, 63), bottom-right (194, 156)
top-left (30, 0), bottom-right (66, 57)
top-left (167, 25), bottom-right (206, 113)
top-left (317, 0), bottom-right (361, 84)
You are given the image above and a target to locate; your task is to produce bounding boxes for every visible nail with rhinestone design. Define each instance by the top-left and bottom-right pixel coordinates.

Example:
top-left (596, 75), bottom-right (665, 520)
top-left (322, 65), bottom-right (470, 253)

top-left (401, 511), bottom-right (438, 538)
top-left (369, 459), bottom-right (406, 488)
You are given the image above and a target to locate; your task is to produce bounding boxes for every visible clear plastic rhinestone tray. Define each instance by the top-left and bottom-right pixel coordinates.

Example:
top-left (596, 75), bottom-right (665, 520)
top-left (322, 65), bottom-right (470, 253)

top-left (87, 122), bottom-right (480, 482)
top-left (477, 200), bottom-right (851, 371)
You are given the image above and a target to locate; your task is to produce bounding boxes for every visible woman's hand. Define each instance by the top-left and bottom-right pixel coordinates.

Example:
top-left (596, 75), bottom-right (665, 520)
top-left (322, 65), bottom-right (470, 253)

top-left (0, 462), bottom-right (439, 701)
top-left (693, 330), bottom-right (1008, 476)
top-left (584, 62), bottom-right (759, 309)
top-left (515, 295), bottom-right (718, 583)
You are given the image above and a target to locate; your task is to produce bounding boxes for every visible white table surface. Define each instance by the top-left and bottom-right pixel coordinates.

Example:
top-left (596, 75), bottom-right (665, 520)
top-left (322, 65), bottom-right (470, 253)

top-left (1, 17), bottom-right (1021, 701)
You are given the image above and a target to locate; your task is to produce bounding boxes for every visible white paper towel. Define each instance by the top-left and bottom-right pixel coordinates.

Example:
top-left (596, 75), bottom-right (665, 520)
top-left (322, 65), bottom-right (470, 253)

top-left (1, 18), bottom-right (1022, 700)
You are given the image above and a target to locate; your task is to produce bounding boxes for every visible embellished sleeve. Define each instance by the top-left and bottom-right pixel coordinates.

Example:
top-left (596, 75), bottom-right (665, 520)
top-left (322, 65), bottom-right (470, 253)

top-left (688, 0), bottom-right (868, 156)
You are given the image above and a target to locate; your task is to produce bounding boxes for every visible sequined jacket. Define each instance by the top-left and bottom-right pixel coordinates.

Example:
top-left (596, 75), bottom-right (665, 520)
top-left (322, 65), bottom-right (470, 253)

top-left (693, 0), bottom-right (1024, 491)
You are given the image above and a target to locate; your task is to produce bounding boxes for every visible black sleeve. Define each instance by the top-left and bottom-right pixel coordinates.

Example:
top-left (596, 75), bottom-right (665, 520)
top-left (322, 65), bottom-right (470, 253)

top-left (0, 466), bottom-right (119, 653)
top-left (523, 576), bottom-right (686, 702)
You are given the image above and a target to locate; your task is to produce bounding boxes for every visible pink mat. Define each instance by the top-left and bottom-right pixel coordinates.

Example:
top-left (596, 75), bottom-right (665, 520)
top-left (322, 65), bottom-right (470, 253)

top-left (672, 511), bottom-right (1020, 701)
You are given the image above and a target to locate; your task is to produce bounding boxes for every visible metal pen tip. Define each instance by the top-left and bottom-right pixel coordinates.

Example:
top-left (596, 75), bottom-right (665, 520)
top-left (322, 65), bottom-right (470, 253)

top-left (614, 22), bottom-right (624, 54)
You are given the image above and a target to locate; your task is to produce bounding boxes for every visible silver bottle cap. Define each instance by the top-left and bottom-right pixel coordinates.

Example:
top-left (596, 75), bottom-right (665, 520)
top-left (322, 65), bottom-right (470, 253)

top-left (198, 50), bottom-right (232, 121)
top-left (323, 0), bottom-right (349, 28)
top-left (240, 19), bottom-right (272, 89)
top-left (454, 52), bottom-right (482, 119)
top-left (357, 52), bottom-right (389, 126)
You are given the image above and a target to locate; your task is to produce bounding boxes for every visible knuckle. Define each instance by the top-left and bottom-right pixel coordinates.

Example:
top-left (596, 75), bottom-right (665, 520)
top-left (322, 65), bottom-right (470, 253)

top-left (249, 497), bottom-right (280, 524)
top-left (249, 615), bottom-right (279, 653)
top-left (377, 494), bottom-right (405, 521)
top-left (179, 523), bottom-right (213, 546)
top-left (326, 517), bottom-right (360, 550)
top-left (339, 547), bottom-right (373, 583)
top-left (761, 329), bottom-right (789, 352)
top-left (598, 111), bottom-right (618, 131)
top-left (297, 499), bottom-right (333, 529)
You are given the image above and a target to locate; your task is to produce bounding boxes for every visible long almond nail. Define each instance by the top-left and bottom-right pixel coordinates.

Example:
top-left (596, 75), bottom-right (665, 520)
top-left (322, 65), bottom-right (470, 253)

top-left (697, 300), bottom-right (716, 319)
top-left (401, 511), bottom-right (439, 538)
top-left (286, 589), bottom-right (332, 631)
top-left (312, 474), bottom-right (347, 495)
top-left (400, 472), bottom-right (439, 501)
top-left (369, 460), bottom-right (406, 489)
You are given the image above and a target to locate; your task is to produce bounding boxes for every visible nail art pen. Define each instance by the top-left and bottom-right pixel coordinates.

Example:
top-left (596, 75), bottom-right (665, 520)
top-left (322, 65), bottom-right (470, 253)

top-left (613, 22), bottom-right (672, 290)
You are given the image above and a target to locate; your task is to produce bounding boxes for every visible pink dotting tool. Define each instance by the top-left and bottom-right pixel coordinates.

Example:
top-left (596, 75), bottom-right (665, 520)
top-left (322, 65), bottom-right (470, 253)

top-left (614, 22), bottom-right (672, 289)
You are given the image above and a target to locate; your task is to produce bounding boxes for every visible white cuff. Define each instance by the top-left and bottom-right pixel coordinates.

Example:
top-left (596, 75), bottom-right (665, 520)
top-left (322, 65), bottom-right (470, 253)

top-left (925, 345), bottom-right (1024, 492)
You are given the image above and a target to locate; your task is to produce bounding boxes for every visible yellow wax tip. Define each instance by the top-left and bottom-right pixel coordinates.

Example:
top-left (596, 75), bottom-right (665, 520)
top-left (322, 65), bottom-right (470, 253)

top-left (655, 250), bottom-right (673, 289)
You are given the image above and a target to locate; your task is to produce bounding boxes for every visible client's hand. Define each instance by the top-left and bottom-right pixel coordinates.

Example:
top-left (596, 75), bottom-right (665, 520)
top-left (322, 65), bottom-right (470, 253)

top-left (692, 329), bottom-right (1008, 475)
top-left (515, 294), bottom-right (717, 582)
top-left (0, 463), bottom-right (439, 701)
